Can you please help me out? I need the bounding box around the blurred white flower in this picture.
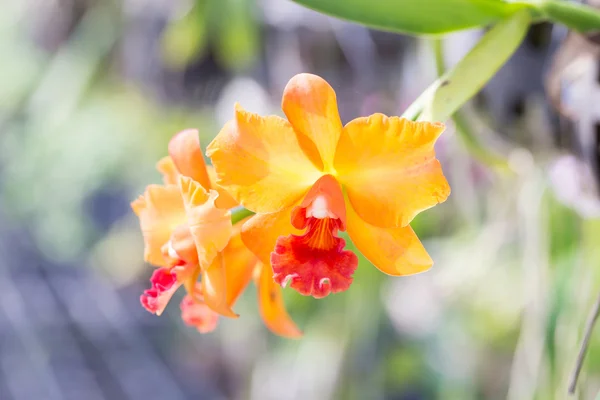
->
[216,77,273,127]
[384,275,442,338]
[548,154,600,218]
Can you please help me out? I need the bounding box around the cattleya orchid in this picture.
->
[132,129,301,337]
[207,73,450,298]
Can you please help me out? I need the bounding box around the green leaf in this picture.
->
[160,3,208,68]
[291,0,529,35]
[209,0,260,71]
[409,9,531,122]
[535,0,600,33]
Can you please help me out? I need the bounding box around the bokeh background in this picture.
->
[2,0,600,399]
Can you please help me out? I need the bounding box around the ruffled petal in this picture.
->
[131,185,186,267]
[156,156,179,185]
[282,73,342,172]
[346,201,433,276]
[241,207,301,265]
[168,129,212,189]
[201,253,238,318]
[206,165,238,209]
[256,262,302,338]
[179,176,232,268]
[334,114,450,228]
[140,267,182,316]
[206,104,322,213]
[271,229,357,298]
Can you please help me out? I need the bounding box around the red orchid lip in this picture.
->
[271,175,357,299]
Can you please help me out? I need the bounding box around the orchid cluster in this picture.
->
[132,73,450,337]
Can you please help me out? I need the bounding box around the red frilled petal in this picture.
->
[180,285,220,334]
[271,232,358,299]
[140,267,181,315]
[271,175,358,298]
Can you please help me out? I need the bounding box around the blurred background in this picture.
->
[2,0,600,399]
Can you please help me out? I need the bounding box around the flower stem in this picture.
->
[230,206,254,225]
[428,38,510,171]
[568,289,600,394]
[402,10,530,122]
[539,0,600,33]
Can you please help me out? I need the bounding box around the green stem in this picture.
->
[428,38,510,171]
[401,82,438,121]
[568,290,600,394]
[231,206,254,225]
[431,38,445,77]
[402,9,531,123]
[539,0,600,33]
[452,112,510,170]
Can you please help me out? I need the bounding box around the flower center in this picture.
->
[301,217,341,250]
[271,175,358,298]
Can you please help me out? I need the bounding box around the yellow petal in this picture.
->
[179,176,233,268]
[282,73,342,172]
[256,262,302,338]
[206,104,322,213]
[206,165,239,210]
[131,184,186,266]
[201,253,238,318]
[335,114,450,228]
[223,222,257,306]
[156,156,179,185]
[241,207,301,265]
[346,201,433,276]
[169,129,212,189]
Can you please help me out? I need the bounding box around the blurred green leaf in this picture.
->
[292,0,529,35]
[409,9,531,122]
[208,0,260,71]
[216,10,260,71]
[161,3,208,68]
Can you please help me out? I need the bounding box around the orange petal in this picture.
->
[201,253,238,318]
[179,176,232,268]
[131,184,186,267]
[334,114,450,228]
[256,262,302,338]
[241,207,301,265]
[223,226,257,306]
[156,156,179,185]
[168,129,212,189]
[169,223,199,265]
[206,104,322,213]
[282,73,342,172]
[346,201,433,276]
[206,165,238,209]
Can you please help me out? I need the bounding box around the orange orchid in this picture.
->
[207,73,451,299]
[132,129,301,337]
